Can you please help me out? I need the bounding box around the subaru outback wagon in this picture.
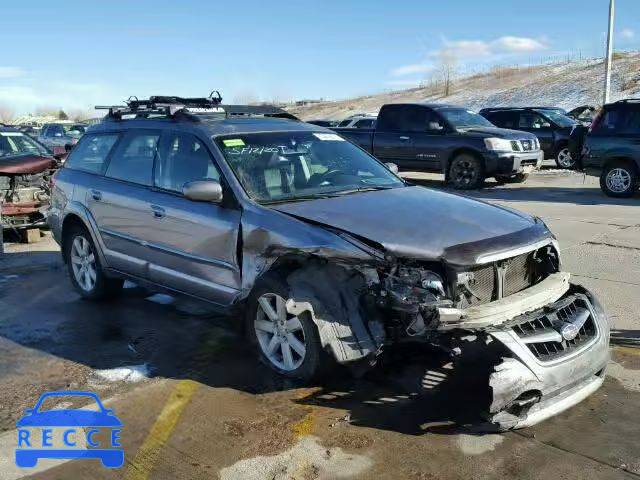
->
[48,96,609,430]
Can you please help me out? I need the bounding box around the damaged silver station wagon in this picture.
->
[48,96,609,430]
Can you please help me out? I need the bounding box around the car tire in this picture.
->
[600,161,638,198]
[448,154,485,190]
[64,225,123,300]
[554,146,575,169]
[245,274,324,381]
[495,173,529,184]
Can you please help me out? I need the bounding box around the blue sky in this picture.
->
[0,0,639,114]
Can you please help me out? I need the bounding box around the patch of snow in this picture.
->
[91,364,152,383]
[456,433,504,455]
[219,436,372,480]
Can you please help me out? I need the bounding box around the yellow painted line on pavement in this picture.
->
[125,379,200,480]
[613,345,640,356]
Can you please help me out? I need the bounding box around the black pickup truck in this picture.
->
[332,103,543,189]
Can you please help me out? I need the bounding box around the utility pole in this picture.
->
[603,0,615,104]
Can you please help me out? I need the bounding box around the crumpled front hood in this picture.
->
[0,155,53,174]
[272,186,552,266]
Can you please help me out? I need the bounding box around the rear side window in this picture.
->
[353,119,374,128]
[105,131,160,186]
[337,119,352,127]
[592,108,640,135]
[486,111,518,129]
[64,134,119,174]
[154,132,220,193]
[377,105,428,132]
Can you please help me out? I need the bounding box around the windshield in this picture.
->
[0,132,50,158]
[535,109,576,128]
[216,131,404,204]
[439,108,495,128]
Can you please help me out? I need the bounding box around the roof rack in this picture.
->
[96,91,298,121]
[615,98,640,103]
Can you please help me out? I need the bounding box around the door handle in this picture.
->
[150,205,166,219]
[399,136,410,141]
[90,189,102,201]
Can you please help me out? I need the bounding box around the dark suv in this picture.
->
[480,107,577,168]
[581,99,640,197]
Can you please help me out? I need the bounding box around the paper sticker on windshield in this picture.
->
[0,132,23,137]
[313,133,344,141]
[223,138,245,147]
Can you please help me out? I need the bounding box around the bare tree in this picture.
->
[437,50,458,97]
[0,105,16,124]
[34,106,59,117]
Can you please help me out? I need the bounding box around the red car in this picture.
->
[0,127,66,229]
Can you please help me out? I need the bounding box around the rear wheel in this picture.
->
[64,225,123,300]
[600,161,638,198]
[495,173,529,184]
[448,154,485,189]
[246,275,324,381]
[555,146,575,169]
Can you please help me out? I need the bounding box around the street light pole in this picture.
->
[603,0,615,104]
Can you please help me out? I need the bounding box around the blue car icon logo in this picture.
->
[15,391,123,468]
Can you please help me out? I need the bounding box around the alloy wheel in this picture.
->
[557,148,574,168]
[70,235,97,292]
[254,293,307,371]
[605,168,632,194]
[451,159,478,187]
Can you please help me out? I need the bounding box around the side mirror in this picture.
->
[385,162,399,174]
[183,180,223,203]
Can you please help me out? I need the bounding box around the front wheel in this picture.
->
[600,161,638,198]
[448,154,485,189]
[246,276,323,381]
[495,173,529,184]
[555,147,575,169]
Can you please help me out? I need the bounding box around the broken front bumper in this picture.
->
[486,287,609,430]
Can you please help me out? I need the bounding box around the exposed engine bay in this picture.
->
[0,165,53,229]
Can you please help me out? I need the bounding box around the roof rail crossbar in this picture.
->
[615,98,640,103]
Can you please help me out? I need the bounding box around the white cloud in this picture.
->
[620,28,635,40]
[491,36,548,53]
[0,66,24,78]
[391,63,435,77]
[390,35,549,78]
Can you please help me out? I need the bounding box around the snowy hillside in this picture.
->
[291,52,640,120]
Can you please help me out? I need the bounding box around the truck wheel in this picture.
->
[64,225,123,300]
[600,161,638,198]
[246,275,324,381]
[555,146,575,169]
[495,173,529,184]
[449,154,485,189]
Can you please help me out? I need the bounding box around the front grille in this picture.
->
[512,296,597,362]
[521,159,538,166]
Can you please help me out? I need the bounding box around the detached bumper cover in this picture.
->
[486,288,609,430]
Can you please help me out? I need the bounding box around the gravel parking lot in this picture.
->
[0,169,638,480]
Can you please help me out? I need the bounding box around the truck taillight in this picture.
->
[589,110,605,133]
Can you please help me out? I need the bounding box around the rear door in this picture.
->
[372,105,430,169]
[86,129,162,279]
[143,130,242,305]
[586,106,640,166]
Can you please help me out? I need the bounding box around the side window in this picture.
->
[353,119,374,128]
[378,105,427,132]
[105,131,159,186]
[519,112,549,129]
[425,111,445,132]
[620,110,640,135]
[488,112,516,128]
[154,132,220,193]
[337,119,352,127]
[49,125,65,137]
[64,134,119,174]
